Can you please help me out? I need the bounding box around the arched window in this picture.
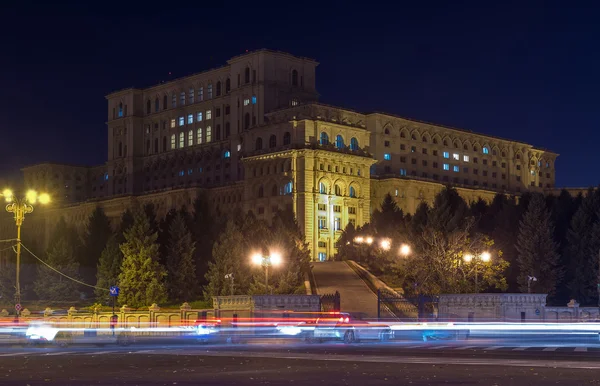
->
[349,186,356,198]
[350,137,359,151]
[335,185,342,196]
[284,181,293,195]
[225,122,230,138]
[320,132,329,146]
[245,67,250,83]
[216,81,221,96]
[335,135,344,149]
[197,128,203,144]
[163,136,167,151]
[224,150,231,159]
[255,137,263,150]
[225,78,230,93]
[271,185,278,196]
[179,132,184,148]
[291,69,298,86]
[154,138,159,153]
[244,113,250,129]
[188,130,193,146]
[216,124,221,141]
[258,186,264,198]
[483,146,489,154]
[384,128,390,135]
[189,88,195,103]
[146,100,151,114]
[319,182,327,194]
[422,136,427,142]
[170,134,176,149]
[163,95,167,110]
[269,134,276,148]
[118,103,123,117]
[118,142,122,157]
[283,132,291,146]
[154,98,159,112]
[206,126,212,142]
[146,140,150,154]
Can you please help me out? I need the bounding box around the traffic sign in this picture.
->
[109,286,120,297]
[15,304,21,312]
[535,308,540,315]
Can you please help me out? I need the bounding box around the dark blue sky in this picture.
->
[1,1,598,187]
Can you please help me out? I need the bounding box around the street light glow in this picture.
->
[399,244,411,256]
[38,193,51,205]
[26,190,38,204]
[270,251,282,265]
[354,236,364,244]
[2,189,13,202]
[463,253,473,263]
[365,236,374,245]
[251,253,263,265]
[380,239,391,251]
[481,251,491,262]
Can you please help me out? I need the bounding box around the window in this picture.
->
[163,136,167,151]
[216,81,221,96]
[284,181,293,195]
[179,116,184,126]
[206,126,212,142]
[318,252,327,262]
[400,168,407,176]
[252,95,257,104]
[206,110,212,120]
[187,130,193,146]
[244,98,250,106]
[154,98,159,112]
[170,119,176,128]
[163,95,167,110]
[319,182,327,194]
[104,172,109,181]
[318,216,327,229]
[291,69,298,86]
[207,84,213,99]
[443,151,449,158]
[180,92,185,106]
[154,138,159,153]
[146,100,151,114]
[334,218,341,231]
[350,137,359,151]
[453,165,459,172]
[244,113,251,129]
[171,93,177,107]
[197,128,203,144]
[384,153,391,160]
[187,114,193,124]
[283,132,291,145]
[411,146,416,152]
[291,98,299,106]
[463,155,469,162]
[320,132,329,145]
[335,135,344,149]
[198,87,204,101]
[269,135,276,148]
[225,78,230,93]
[255,137,263,150]
[245,67,250,83]
[349,186,356,198]
[224,150,231,158]
[483,146,489,154]
[171,134,176,149]
[179,132,184,148]
[118,103,123,117]
[335,185,342,196]
[443,163,450,171]
[453,153,459,160]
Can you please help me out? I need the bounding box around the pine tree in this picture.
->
[204,221,251,298]
[515,193,561,295]
[95,236,123,303]
[428,186,468,233]
[190,194,220,287]
[82,207,112,294]
[372,194,405,237]
[118,209,167,308]
[166,213,197,302]
[34,236,81,301]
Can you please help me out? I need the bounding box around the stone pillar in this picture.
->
[180,302,191,326]
[149,303,160,328]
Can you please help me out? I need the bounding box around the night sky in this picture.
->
[1,2,598,188]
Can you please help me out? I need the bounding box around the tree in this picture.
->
[34,235,82,302]
[95,236,123,303]
[428,186,468,233]
[166,213,197,302]
[118,209,167,308]
[204,220,251,298]
[371,194,405,237]
[516,193,561,296]
[82,207,112,294]
[190,194,221,287]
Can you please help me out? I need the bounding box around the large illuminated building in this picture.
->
[1,50,558,262]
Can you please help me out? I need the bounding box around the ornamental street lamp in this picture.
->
[251,251,282,294]
[399,243,411,257]
[463,251,491,293]
[1,189,51,319]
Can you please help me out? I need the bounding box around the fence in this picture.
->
[320,291,340,312]
[377,290,438,321]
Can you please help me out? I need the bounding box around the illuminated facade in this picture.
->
[6,49,558,262]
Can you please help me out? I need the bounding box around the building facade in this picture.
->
[4,49,558,262]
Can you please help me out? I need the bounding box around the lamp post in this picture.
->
[527,275,538,294]
[251,251,282,294]
[225,273,234,296]
[463,251,491,293]
[1,189,50,319]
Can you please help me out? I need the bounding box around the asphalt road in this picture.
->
[2,341,600,385]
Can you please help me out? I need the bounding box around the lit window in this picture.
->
[171,134,176,149]
[188,130,193,146]
[207,84,213,99]
[252,96,257,104]
[335,135,344,149]
[244,98,250,106]
[318,216,327,229]
[453,153,459,160]
[334,217,341,231]
[443,163,450,171]
[237,144,241,151]
[197,128,203,144]
[198,87,204,101]
[179,132,184,148]
[179,170,185,177]
[104,172,109,181]
[463,155,469,162]
[291,98,299,106]
[188,168,193,175]
[453,165,459,172]
[187,114,193,124]
[318,252,327,262]
[349,186,356,198]
[443,151,449,158]
[483,146,489,154]
[178,117,184,126]
[189,88,194,104]
[197,112,203,121]
[350,137,359,151]
[284,181,293,195]
[206,126,212,142]
[206,110,212,120]
[400,168,407,176]
[224,150,231,158]
[170,119,176,128]
[319,182,327,194]
[531,170,535,176]
[118,103,123,117]
[384,153,391,160]
[320,132,329,145]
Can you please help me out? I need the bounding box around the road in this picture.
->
[2,340,600,385]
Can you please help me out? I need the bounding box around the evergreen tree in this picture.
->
[550,190,579,304]
[82,206,112,294]
[428,186,468,233]
[371,194,405,237]
[34,235,82,301]
[95,236,123,303]
[190,194,220,288]
[490,195,520,292]
[410,202,429,235]
[117,209,135,243]
[166,213,197,302]
[204,220,251,297]
[118,209,167,308]
[515,193,561,295]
